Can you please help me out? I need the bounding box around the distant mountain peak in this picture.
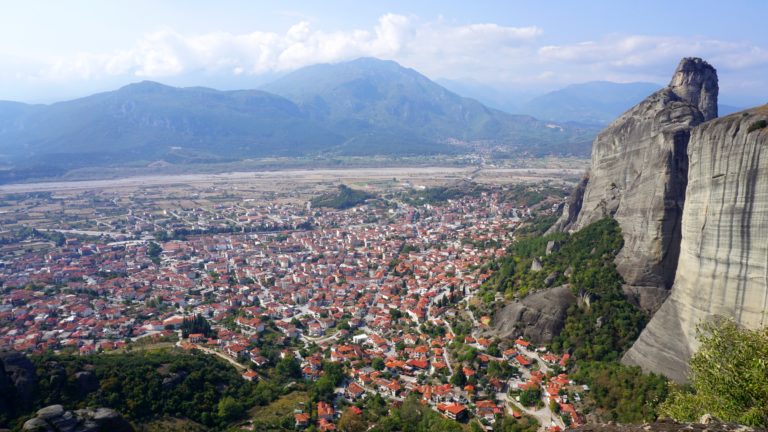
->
[119,80,174,93]
[521,81,663,125]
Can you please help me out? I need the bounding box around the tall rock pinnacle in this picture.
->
[554,57,718,314]
[668,57,719,121]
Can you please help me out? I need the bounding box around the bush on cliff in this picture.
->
[658,319,768,427]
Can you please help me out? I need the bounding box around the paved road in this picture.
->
[506,395,565,432]
[186,343,248,371]
[39,228,126,238]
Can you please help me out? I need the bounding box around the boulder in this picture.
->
[22,405,133,432]
[491,285,577,344]
[0,350,38,419]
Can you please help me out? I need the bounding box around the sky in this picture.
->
[1,0,767,106]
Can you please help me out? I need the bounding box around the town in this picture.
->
[0,168,590,431]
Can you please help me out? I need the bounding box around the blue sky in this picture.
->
[2,0,766,106]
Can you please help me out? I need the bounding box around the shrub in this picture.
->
[747,119,767,133]
[658,320,768,426]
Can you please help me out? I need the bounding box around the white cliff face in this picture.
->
[624,108,768,382]
[570,58,717,297]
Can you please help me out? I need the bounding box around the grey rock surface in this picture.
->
[22,405,133,432]
[624,107,768,381]
[36,405,65,420]
[621,284,669,314]
[668,57,719,121]
[573,418,756,432]
[572,58,718,292]
[491,285,577,344]
[546,175,588,234]
[530,257,543,272]
[0,350,38,416]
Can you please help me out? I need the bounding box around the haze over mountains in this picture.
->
[1,57,740,184]
[442,80,744,125]
[0,58,602,180]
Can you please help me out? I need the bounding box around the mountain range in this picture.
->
[0,58,601,180]
[442,80,744,125]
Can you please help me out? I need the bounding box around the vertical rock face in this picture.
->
[668,57,719,121]
[624,107,768,382]
[569,58,717,301]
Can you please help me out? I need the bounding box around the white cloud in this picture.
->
[19,15,768,105]
[38,14,542,82]
[539,35,768,73]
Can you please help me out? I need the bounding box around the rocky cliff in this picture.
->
[573,417,757,432]
[624,106,768,381]
[491,285,577,344]
[22,405,134,432]
[0,350,38,420]
[567,58,717,307]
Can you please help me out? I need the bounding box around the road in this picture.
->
[38,227,127,238]
[184,342,248,371]
[506,396,564,432]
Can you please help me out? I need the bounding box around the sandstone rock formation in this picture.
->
[22,405,134,432]
[546,175,588,234]
[624,106,768,382]
[565,58,718,309]
[0,350,38,418]
[491,285,577,344]
[573,418,757,432]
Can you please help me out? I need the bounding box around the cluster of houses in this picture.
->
[0,185,590,429]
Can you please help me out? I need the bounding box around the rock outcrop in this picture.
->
[624,106,768,381]
[546,175,588,234]
[570,58,717,295]
[573,418,757,432]
[491,285,577,344]
[22,405,134,432]
[0,350,38,416]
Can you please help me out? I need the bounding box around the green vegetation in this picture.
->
[450,367,467,387]
[0,227,67,246]
[401,182,570,208]
[659,320,768,427]
[248,391,310,431]
[519,388,542,407]
[311,184,375,209]
[513,212,559,238]
[480,218,646,361]
[401,185,475,205]
[494,415,539,432]
[371,395,463,432]
[747,119,767,133]
[571,361,668,423]
[181,314,215,339]
[27,349,283,430]
[482,218,622,300]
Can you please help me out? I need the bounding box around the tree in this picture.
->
[371,357,385,371]
[181,314,214,338]
[659,320,768,426]
[338,409,367,432]
[217,396,244,421]
[519,388,541,407]
[312,376,336,402]
[275,356,302,381]
[451,368,466,387]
